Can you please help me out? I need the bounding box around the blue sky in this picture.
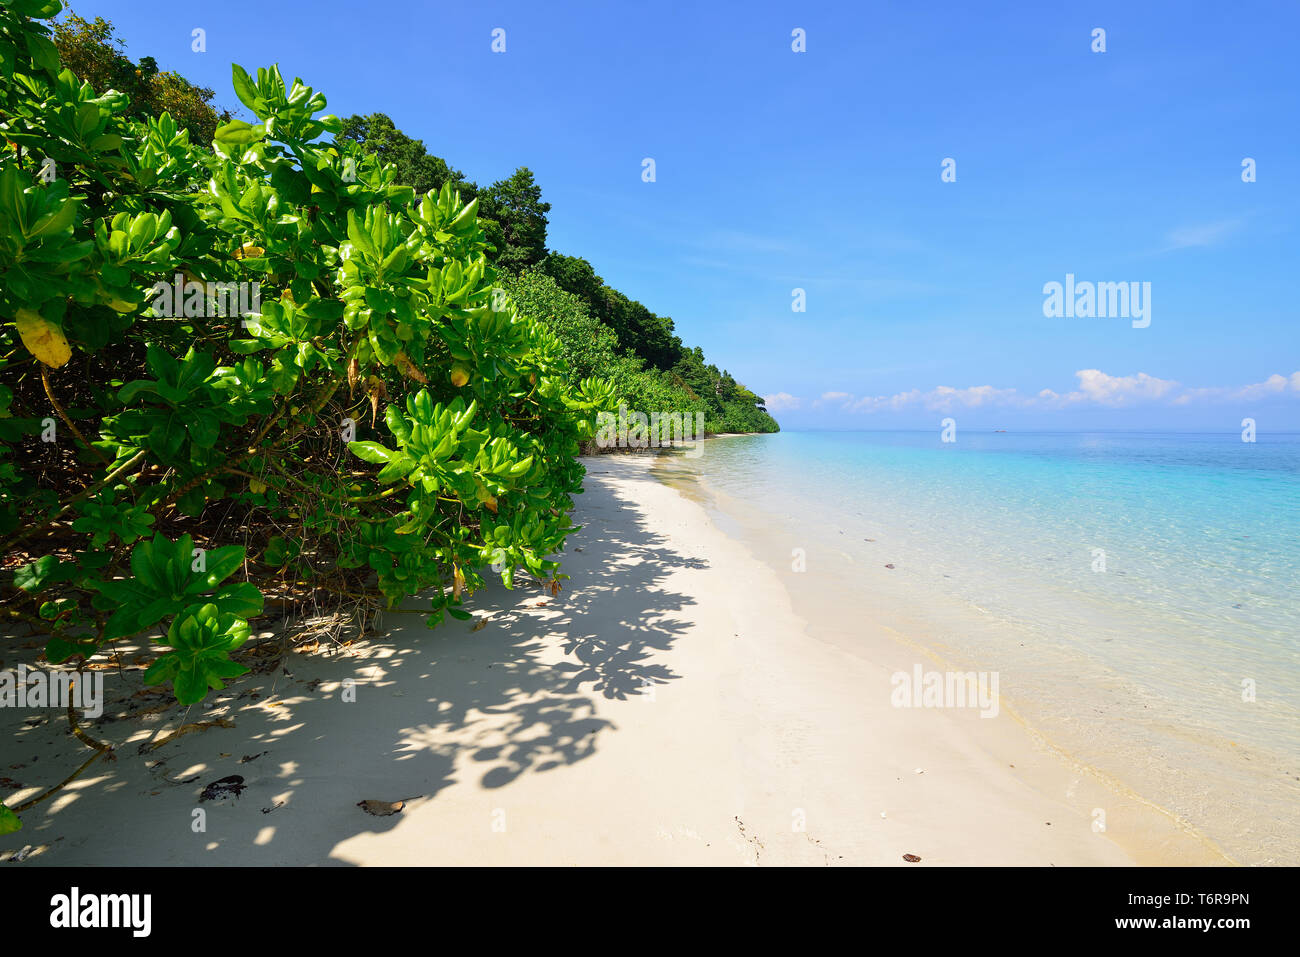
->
[77,0,1298,430]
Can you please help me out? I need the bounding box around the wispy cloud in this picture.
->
[697,229,799,255]
[769,275,935,296]
[1163,218,1242,251]
[1173,372,1300,405]
[813,391,854,408]
[775,369,1300,415]
[849,383,1020,413]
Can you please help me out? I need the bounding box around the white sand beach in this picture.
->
[0,456,1230,866]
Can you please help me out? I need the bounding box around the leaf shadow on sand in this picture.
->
[0,462,707,865]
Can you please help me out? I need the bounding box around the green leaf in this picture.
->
[231,64,261,113]
[25,32,59,77]
[0,804,21,835]
[376,455,413,484]
[346,209,377,261]
[146,604,253,704]
[208,582,264,619]
[94,536,261,639]
[193,545,245,591]
[349,440,394,464]
[44,635,85,664]
[14,555,73,593]
[174,668,208,705]
[215,120,266,147]
[143,654,179,685]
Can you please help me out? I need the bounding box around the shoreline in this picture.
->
[2,455,1228,865]
[649,450,1238,866]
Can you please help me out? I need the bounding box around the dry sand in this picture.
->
[0,455,1229,865]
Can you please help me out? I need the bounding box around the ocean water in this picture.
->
[658,431,1300,864]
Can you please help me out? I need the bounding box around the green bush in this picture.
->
[499,270,631,385]
[333,116,780,437]
[0,0,616,737]
[500,271,716,442]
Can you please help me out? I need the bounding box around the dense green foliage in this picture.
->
[50,8,227,143]
[338,115,778,435]
[499,270,706,428]
[0,0,617,819]
[0,0,778,833]
[498,270,629,386]
[338,116,551,274]
[496,270,776,434]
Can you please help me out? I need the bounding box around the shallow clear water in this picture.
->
[666,430,1300,864]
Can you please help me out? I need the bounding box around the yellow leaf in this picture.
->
[249,478,267,494]
[14,308,71,367]
[394,351,427,384]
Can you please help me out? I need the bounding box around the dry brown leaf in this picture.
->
[394,351,428,384]
[357,799,405,817]
[366,375,387,427]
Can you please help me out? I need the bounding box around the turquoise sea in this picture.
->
[665,431,1300,864]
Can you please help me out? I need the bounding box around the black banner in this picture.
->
[0,865,1275,943]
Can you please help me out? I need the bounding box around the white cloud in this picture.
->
[800,370,1299,415]
[849,386,1020,413]
[1173,372,1300,405]
[1062,369,1180,406]
[813,391,854,408]
[925,384,1021,411]
[762,392,801,411]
